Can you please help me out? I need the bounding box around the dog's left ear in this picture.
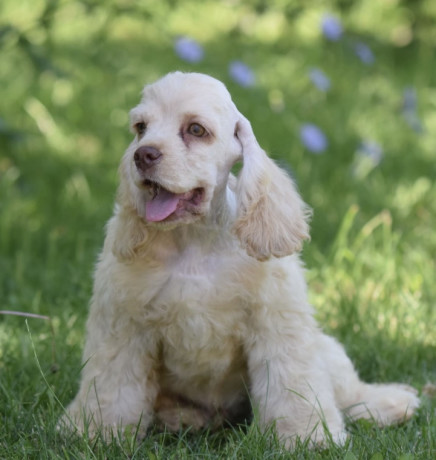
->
[233,114,311,261]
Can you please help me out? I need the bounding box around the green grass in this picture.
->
[1,1,436,458]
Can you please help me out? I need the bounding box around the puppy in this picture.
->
[62,72,419,448]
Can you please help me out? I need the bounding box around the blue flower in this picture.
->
[174,37,204,63]
[309,68,331,92]
[403,112,423,133]
[402,87,417,112]
[402,87,423,133]
[358,140,383,165]
[228,61,255,87]
[321,15,343,41]
[300,124,328,153]
[353,42,375,65]
[353,140,384,178]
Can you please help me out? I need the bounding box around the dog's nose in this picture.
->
[134,146,163,171]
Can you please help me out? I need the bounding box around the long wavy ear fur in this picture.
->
[108,165,150,262]
[233,115,311,261]
[109,208,149,262]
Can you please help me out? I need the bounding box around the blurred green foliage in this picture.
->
[1,0,435,247]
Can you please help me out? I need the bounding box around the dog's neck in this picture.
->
[165,183,238,249]
[205,182,237,226]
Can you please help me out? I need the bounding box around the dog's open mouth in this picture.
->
[143,179,205,222]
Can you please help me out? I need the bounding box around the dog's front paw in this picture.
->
[276,417,348,450]
[57,407,86,437]
[57,405,148,443]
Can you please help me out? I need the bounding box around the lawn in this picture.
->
[1,1,435,458]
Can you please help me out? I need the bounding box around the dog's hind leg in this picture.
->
[319,334,420,426]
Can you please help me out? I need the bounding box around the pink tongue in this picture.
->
[145,188,181,222]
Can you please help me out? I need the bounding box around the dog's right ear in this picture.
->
[108,208,149,262]
[233,114,311,261]
[108,164,150,262]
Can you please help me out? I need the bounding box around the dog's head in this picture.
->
[115,72,310,261]
[119,72,241,227]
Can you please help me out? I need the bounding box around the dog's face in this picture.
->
[115,71,309,261]
[120,72,242,226]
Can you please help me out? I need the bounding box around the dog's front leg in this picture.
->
[245,323,347,449]
[61,317,159,440]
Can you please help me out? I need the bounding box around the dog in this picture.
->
[62,72,419,448]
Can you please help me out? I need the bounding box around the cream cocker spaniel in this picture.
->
[63,72,419,448]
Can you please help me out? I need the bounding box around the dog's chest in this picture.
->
[156,291,248,405]
[148,247,250,389]
[153,247,248,337]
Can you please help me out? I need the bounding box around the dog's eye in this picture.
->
[188,123,206,137]
[134,122,147,137]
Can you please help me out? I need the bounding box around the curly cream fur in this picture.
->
[234,115,311,260]
[61,72,419,448]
